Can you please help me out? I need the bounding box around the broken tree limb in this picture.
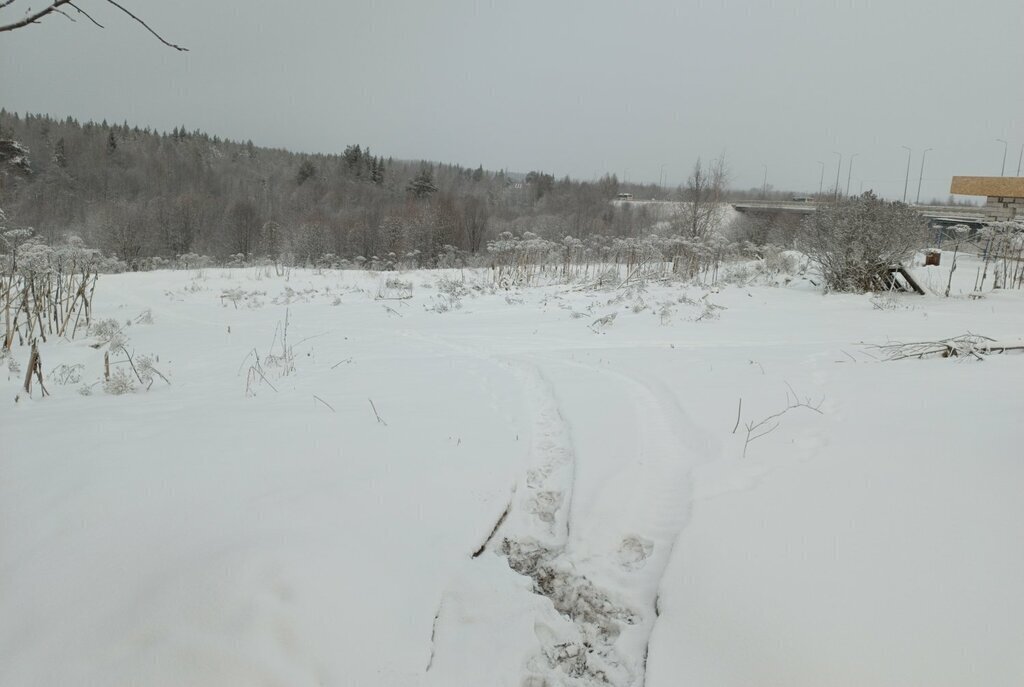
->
[865,333,1024,361]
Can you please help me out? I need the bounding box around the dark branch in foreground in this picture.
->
[0,0,187,51]
[102,0,186,51]
[68,2,104,28]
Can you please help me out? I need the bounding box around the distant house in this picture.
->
[791,195,812,202]
[949,176,1023,222]
[616,192,634,200]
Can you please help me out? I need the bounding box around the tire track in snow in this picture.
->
[513,354,705,686]
[483,359,640,686]
[395,329,704,685]
[466,353,707,686]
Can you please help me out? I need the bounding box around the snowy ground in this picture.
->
[2,256,1023,686]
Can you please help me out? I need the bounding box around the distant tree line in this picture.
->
[0,111,682,268]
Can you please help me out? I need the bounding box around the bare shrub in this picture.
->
[377,277,413,300]
[430,276,468,313]
[89,318,127,350]
[103,368,136,395]
[2,232,102,348]
[51,363,84,385]
[798,192,926,292]
[1,346,20,375]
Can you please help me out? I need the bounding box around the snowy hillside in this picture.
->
[2,262,1023,686]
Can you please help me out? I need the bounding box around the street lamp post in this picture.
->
[817,161,825,197]
[846,153,859,197]
[915,147,933,205]
[833,151,842,202]
[997,139,1008,176]
[902,146,913,203]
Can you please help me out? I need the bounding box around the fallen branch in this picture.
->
[865,333,1024,361]
[743,384,823,458]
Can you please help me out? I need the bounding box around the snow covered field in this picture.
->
[2,259,1023,686]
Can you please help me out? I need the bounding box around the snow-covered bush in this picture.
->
[797,192,926,292]
[89,318,127,350]
[378,277,413,300]
[135,355,162,388]
[437,276,468,299]
[103,368,136,395]
[974,220,1024,291]
[2,230,104,346]
[1,346,20,375]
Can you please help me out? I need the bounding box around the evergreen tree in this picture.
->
[407,165,438,199]
[371,157,385,185]
[106,131,117,154]
[53,137,67,167]
[296,159,316,185]
[343,144,363,174]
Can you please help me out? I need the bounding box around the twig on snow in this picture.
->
[313,394,335,412]
[743,384,823,458]
[369,398,387,425]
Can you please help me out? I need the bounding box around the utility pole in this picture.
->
[833,151,842,202]
[817,161,825,197]
[915,147,933,204]
[997,139,1007,176]
[902,146,912,203]
[1018,144,1023,176]
[846,153,859,197]
[761,165,768,198]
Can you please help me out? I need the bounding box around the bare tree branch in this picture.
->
[68,2,103,28]
[101,0,187,51]
[0,0,75,32]
[0,0,187,52]
[54,7,75,22]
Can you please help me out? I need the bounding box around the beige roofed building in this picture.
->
[950,176,1024,221]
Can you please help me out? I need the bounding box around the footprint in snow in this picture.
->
[616,535,654,571]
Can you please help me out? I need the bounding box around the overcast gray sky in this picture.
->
[2,0,1022,200]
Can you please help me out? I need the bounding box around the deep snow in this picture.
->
[2,257,1022,686]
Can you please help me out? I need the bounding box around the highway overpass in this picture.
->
[732,201,990,229]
